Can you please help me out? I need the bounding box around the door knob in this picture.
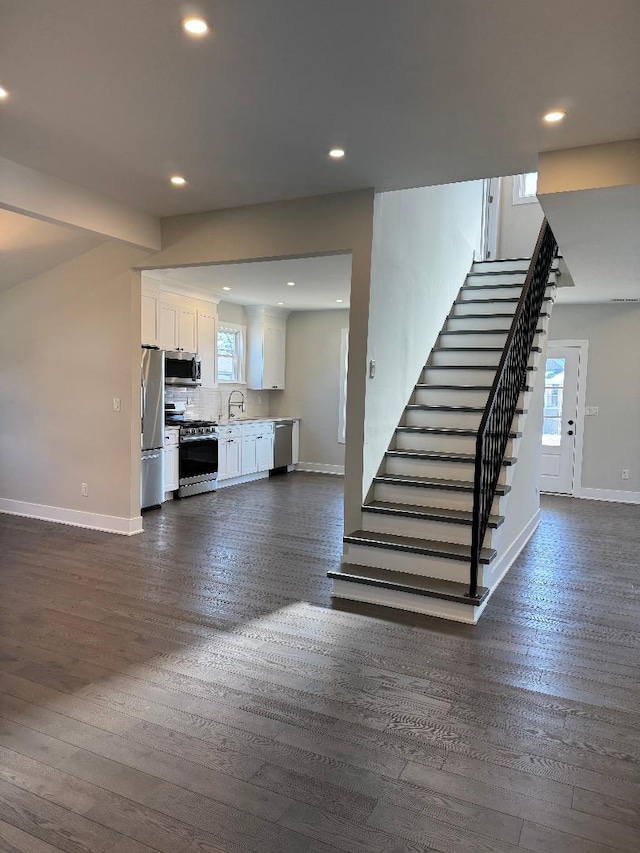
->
[568,419,575,425]
[567,430,574,436]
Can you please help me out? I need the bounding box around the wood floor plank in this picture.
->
[0,478,638,853]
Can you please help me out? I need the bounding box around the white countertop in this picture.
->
[165,417,299,429]
[217,416,299,425]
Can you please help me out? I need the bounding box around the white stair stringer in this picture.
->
[330,257,557,624]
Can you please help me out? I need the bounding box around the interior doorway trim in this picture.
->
[545,339,589,497]
[480,177,501,260]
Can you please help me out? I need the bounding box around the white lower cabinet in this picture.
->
[163,428,180,494]
[241,435,258,475]
[256,433,275,472]
[217,421,275,484]
[218,436,241,481]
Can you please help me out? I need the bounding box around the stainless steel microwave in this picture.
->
[165,351,202,386]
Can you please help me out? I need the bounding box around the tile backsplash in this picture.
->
[165,384,271,422]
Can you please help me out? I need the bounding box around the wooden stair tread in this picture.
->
[396,425,522,437]
[329,565,489,606]
[386,449,516,466]
[363,501,504,528]
[414,384,533,392]
[344,530,497,564]
[440,328,544,335]
[459,295,553,305]
[431,346,542,353]
[406,404,527,415]
[447,312,550,320]
[424,364,537,371]
[374,473,510,495]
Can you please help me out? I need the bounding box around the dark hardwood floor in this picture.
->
[1,473,639,853]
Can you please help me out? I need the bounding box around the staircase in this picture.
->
[330,224,559,623]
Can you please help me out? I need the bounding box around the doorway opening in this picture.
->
[540,340,588,495]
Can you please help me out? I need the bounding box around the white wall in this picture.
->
[363,181,484,500]
[548,303,640,495]
[497,176,544,259]
[0,241,149,530]
[271,310,349,470]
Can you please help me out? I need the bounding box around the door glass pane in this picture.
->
[542,357,565,446]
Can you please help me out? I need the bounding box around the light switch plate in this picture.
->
[586,406,599,416]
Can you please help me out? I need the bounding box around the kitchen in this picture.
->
[140,255,351,515]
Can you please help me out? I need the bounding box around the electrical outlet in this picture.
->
[113,397,121,412]
[622,469,630,480]
[81,483,89,497]
[369,359,376,379]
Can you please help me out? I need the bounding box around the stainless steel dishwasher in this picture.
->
[272,420,294,471]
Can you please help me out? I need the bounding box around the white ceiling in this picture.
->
[148,254,352,310]
[0,208,102,292]
[1,1,639,217]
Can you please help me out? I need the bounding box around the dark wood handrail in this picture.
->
[469,219,558,598]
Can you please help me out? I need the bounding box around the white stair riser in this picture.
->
[361,511,502,548]
[430,349,538,367]
[414,388,528,408]
[446,315,516,332]
[464,272,557,287]
[384,455,512,486]
[472,259,559,274]
[421,367,497,385]
[331,580,483,624]
[404,409,525,431]
[395,431,520,456]
[438,331,544,349]
[445,313,551,333]
[374,482,506,514]
[452,301,526,317]
[342,544,472,584]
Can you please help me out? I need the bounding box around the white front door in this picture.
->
[540,345,580,494]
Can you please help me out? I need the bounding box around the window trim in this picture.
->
[338,328,348,445]
[216,322,246,385]
[513,172,539,206]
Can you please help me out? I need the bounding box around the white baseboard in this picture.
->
[295,463,345,476]
[0,498,143,535]
[575,487,640,504]
[482,509,541,593]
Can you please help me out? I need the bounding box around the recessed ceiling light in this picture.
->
[0,86,9,100]
[329,148,346,159]
[183,17,209,36]
[286,281,296,287]
[336,299,344,303]
[222,286,231,291]
[277,302,284,306]
[170,175,187,186]
[543,110,566,123]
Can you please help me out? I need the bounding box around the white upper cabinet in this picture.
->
[197,310,217,389]
[246,307,288,390]
[178,306,197,353]
[159,302,179,351]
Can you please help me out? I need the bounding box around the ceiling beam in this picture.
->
[0,156,161,251]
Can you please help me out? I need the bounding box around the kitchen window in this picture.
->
[513,172,538,205]
[217,323,245,383]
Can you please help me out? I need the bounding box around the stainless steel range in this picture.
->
[166,405,219,498]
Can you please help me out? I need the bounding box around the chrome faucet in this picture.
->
[228,390,245,420]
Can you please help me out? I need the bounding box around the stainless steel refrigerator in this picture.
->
[141,346,165,510]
